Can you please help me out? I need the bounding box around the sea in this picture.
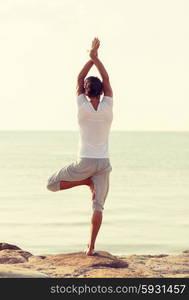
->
[0,131,188,256]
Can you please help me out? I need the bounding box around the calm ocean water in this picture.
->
[0,131,189,256]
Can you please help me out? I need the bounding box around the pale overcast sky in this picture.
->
[0,0,188,131]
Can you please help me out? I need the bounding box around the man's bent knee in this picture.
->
[46,182,60,192]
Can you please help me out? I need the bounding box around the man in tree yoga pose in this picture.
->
[47,38,113,256]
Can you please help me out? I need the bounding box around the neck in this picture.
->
[89,96,100,103]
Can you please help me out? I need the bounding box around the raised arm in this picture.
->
[89,38,113,97]
[76,60,94,96]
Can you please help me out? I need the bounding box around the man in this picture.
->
[47,38,113,255]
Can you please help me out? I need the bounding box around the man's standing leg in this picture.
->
[86,210,103,255]
[86,172,110,255]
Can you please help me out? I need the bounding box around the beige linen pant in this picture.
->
[47,157,112,211]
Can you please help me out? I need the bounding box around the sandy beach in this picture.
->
[0,243,189,278]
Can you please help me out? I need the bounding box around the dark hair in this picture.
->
[85,76,103,98]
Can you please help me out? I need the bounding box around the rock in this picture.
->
[0,249,33,264]
[0,265,47,278]
[145,254,189,277]
[27,251,129,277]
[0,242,189,278]
[0,250,27,264]
[41,251,128,268]
[0,243,21,251]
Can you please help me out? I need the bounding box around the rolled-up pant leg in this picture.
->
[91,171,110,212]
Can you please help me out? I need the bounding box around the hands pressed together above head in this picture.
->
[89,37,100,60]
[77,37,113,97]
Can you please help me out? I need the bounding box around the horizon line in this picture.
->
[0,129,189,133]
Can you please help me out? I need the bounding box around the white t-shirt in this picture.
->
[77,93,113,158]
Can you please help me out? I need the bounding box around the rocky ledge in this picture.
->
[0,243,189,278]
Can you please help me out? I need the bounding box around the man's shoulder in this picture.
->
[77,93,88,107]
[101,95,113,106]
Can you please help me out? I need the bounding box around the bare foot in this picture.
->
[85,245,96,256]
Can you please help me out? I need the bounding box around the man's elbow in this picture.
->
[102,75,110,82]
[77,74,85,81]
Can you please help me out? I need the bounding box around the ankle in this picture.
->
[87,243,94,250]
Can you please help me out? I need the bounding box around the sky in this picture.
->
[0,0,188,131]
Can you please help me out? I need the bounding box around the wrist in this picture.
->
[90,56,99,63]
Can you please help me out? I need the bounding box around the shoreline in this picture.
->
[0,243,189,278]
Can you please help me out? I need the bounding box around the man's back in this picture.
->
[77,93,113,158]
